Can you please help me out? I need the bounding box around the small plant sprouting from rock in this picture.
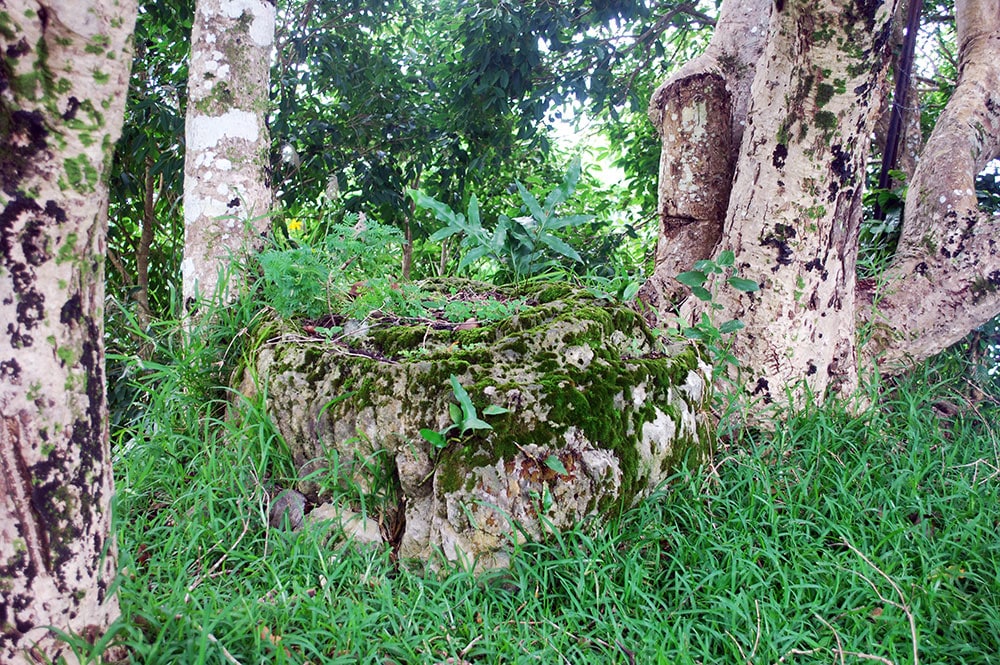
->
[419,375,509,449]
[419,376,569,486]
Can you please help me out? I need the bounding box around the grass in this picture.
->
[101,305,1000,664]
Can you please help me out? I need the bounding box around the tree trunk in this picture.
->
[873,0,925,186]
[648,0,1000,409]
[868,0,1000,368]
[182,0,274,307]
[639,0,771,311]
[0,1,137,662]
[710,0,897,403]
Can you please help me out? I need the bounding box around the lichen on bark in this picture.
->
[0,1,137,662]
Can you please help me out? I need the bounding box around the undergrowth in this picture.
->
[104,298,1000,663]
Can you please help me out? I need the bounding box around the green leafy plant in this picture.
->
[859,170,907,277]
[257,213,406,319]
[674,250,759,375]
[409,158,592,282]
[419,375,509,449]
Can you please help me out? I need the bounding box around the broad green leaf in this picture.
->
[717,250,736,267]
[727,277,760,292]
[419,428,447,448]
[458,245,491,272]
[691,286,713,301]
[682,327,705,340]
[449,374,476,419]
[460,415,493,434]
[545,455,569,476]
[508,221,535,247]
[543,156,582,212]
[409,189,456,225]
[492,218,510,253]
[467,194,481,230]
[482,404,510,415]
[541,484,554,512]
[718,319,745,334]
[693,259,716,273]
[621,281,641,301]
[429,225,462,242]
[676,270,707,288]
[449,403,463,425]
[538,233,582,263]
[516,181,546,222]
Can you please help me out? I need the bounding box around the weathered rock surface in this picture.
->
[250,282,713,568]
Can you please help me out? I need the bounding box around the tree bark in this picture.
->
[639,0,771,312]
[648,0,1000,409]
[182,0,274,307]
[873,0,925,185]
[0,1,137,662]
[869,0,1000,368]
[709,0,897,403]
[647,0,900,408]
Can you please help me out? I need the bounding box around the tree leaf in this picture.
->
[538,233,582,263]
[676,270,707,288]
[544,214,593,230]
[516,181,546,222]
[482,404,509,415]
[457,245,490,272]
[467,193,482,231]
[682,327,705,340]
[409,189,456,225]
[727,277,760,292]
[449,403,463,425]
[543,156,581,212]
[545,455,569,476]
[693,259,716,273]
[429,226,461,242]
[718,319,745,334]
[621,280,640,301]
[691,285,713,301]
[717,250,736,267]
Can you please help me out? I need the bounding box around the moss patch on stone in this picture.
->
[249,279,713,565]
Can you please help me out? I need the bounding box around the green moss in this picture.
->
[815,83,835,108]
[63,155,98,193]
[814,110,837,131]
[0,12,14,40]
[369,325,430,357]
[56,345,78,365]
[252,282,712,523]
[805,205,826,219]
[533,283,575,303]
[56,232,78,264]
